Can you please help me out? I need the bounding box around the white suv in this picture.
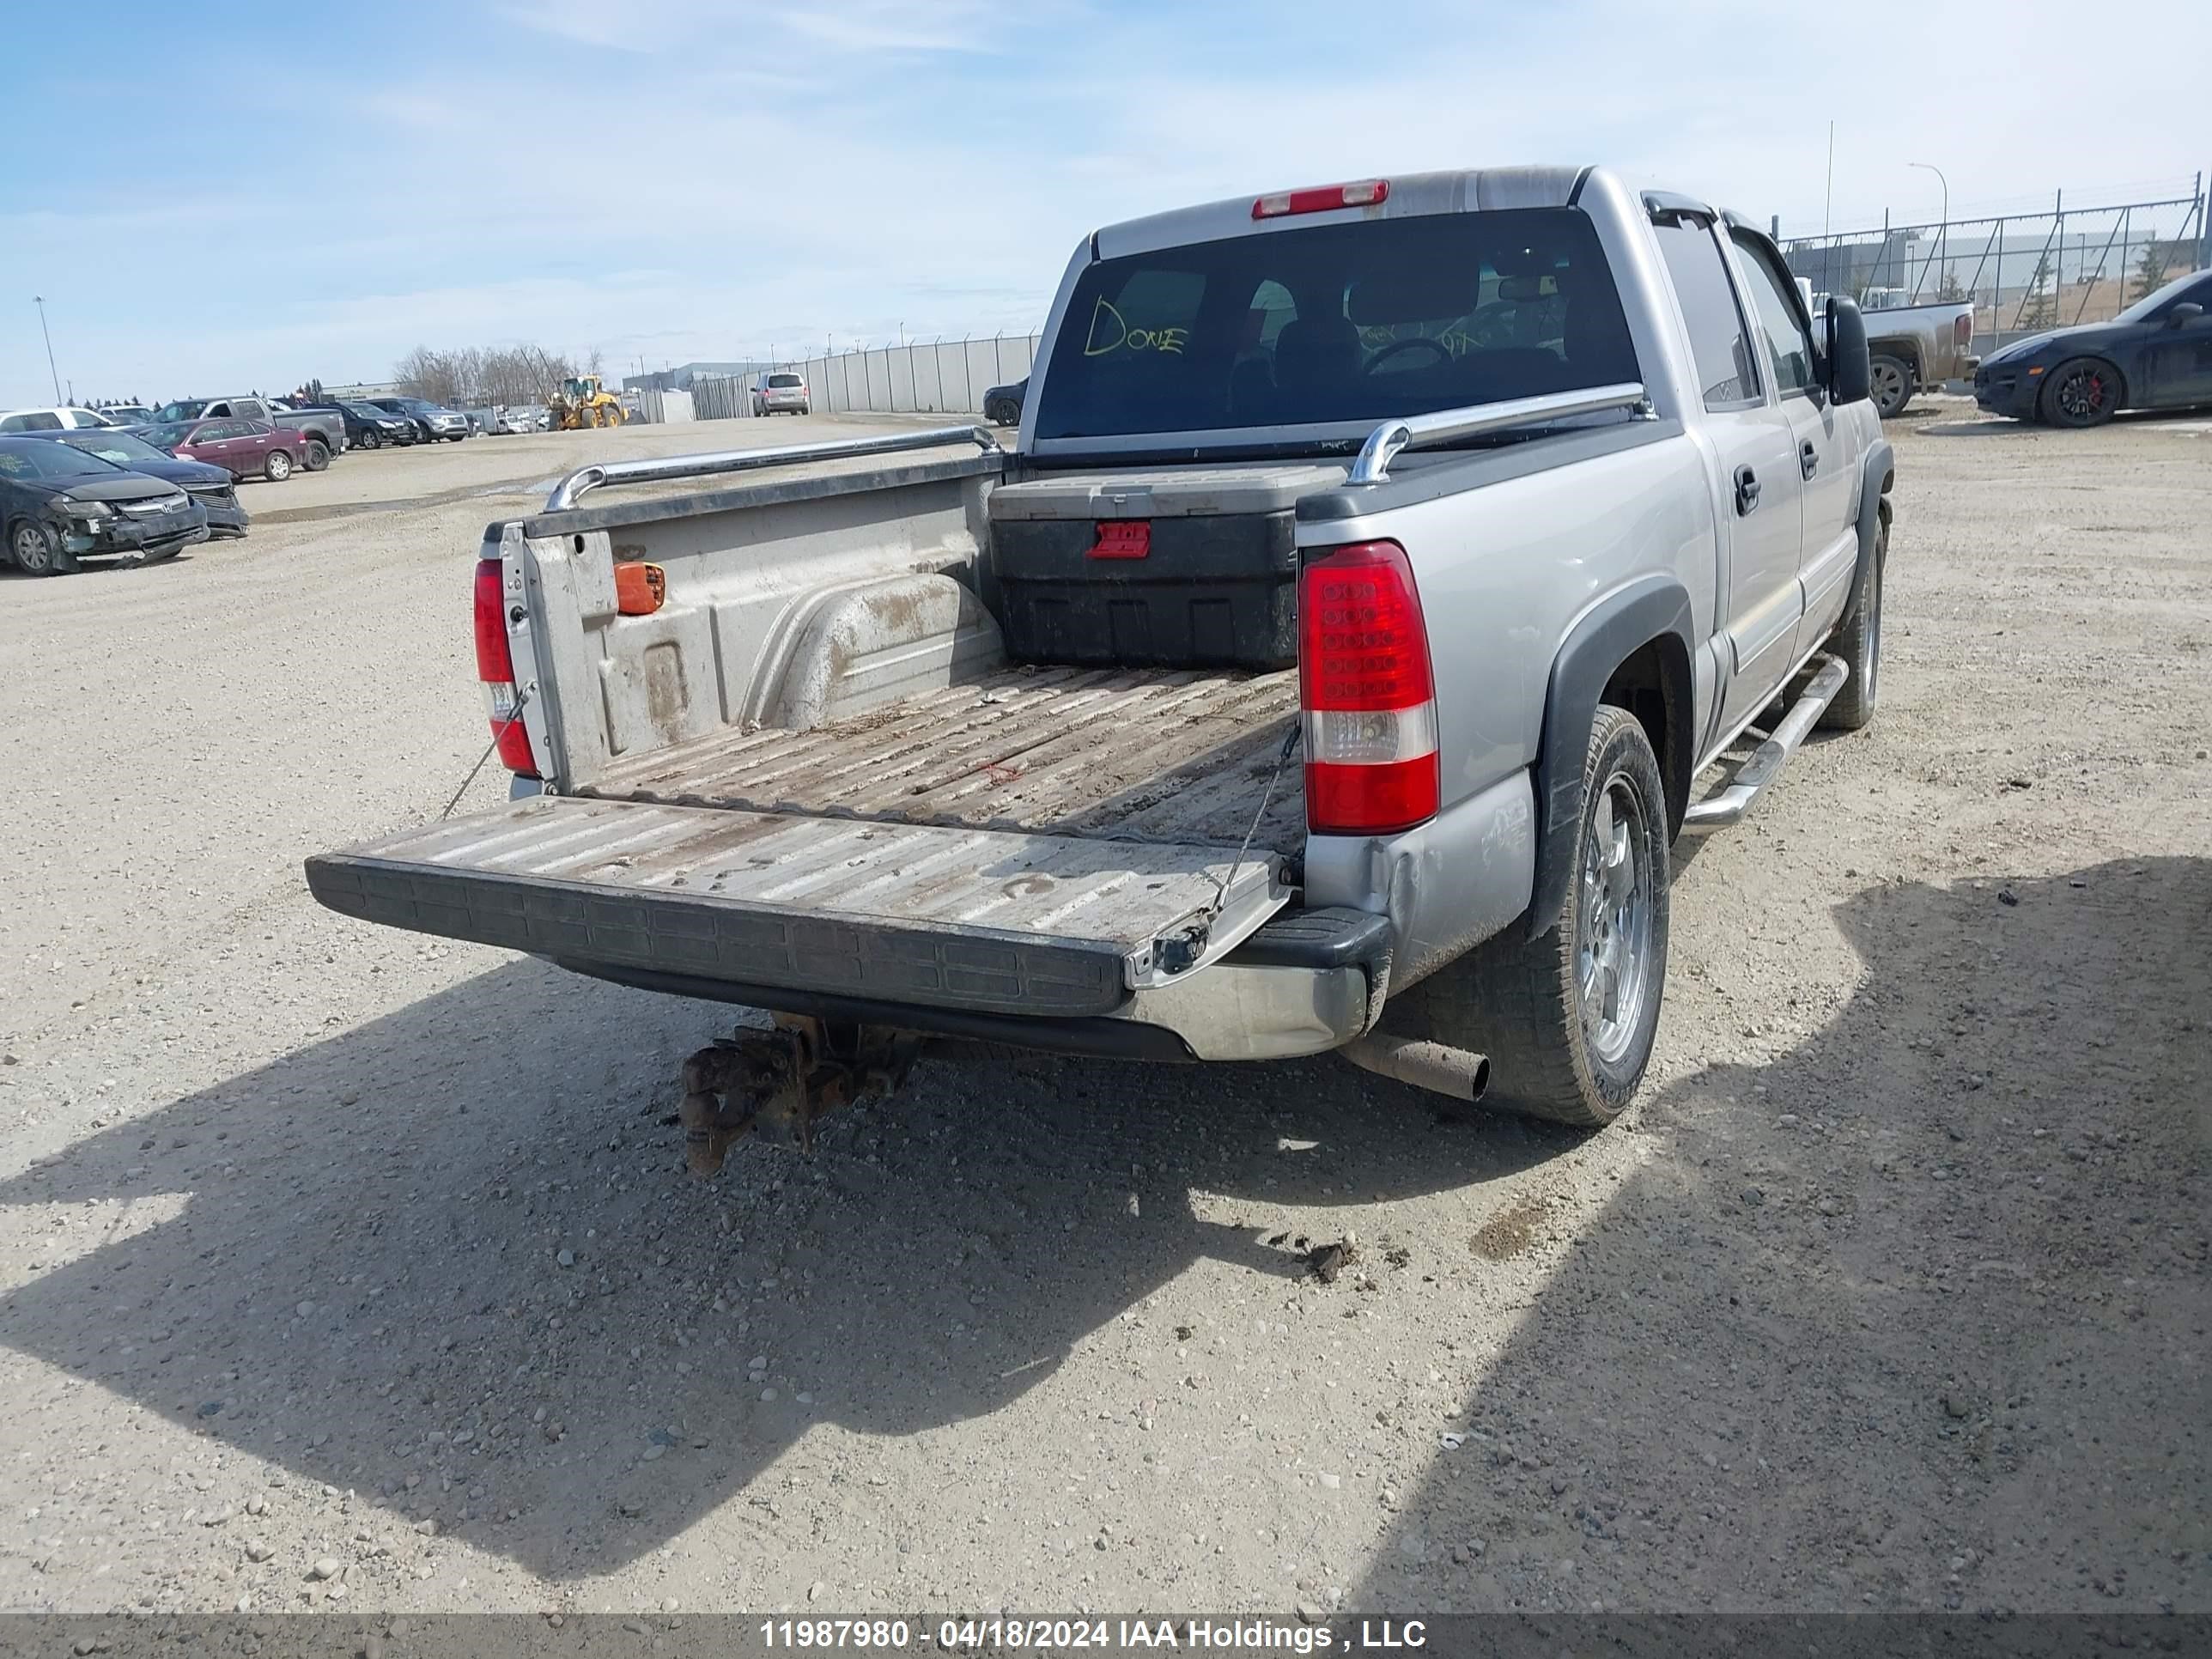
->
[0,406,118,432]
[750,372,810,416]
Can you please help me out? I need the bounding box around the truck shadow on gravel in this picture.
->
[1345,857,2211,1614]
[0,953,1572,1583]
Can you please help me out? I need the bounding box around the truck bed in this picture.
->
[574,664,1307,858]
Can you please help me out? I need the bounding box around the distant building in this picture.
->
[621,360,770,394]
[324,380,404,401]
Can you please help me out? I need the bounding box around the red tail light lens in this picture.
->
[1298,539,1438,835]
[473,558,538,776]
[1954,312,1973,347]
[1253,179,1390,220]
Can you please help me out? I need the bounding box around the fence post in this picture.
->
[2054,190,2066,319]
[961,336,974,412]
[1992,214,2007,343]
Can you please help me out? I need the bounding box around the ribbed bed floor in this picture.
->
[577,665,1307,854]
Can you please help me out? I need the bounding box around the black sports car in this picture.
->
[1974,269,2212,426]
[0,435,210,575]
[21,428,249,538]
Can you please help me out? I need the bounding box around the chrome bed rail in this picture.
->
[544,424,1002,513]
[1346,381,1651,485]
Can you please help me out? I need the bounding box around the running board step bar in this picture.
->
[1682,654,1849,831]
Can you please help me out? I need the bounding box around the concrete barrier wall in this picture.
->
[689,336,1042,422]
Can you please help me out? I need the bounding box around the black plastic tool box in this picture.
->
[985,465,1343,670]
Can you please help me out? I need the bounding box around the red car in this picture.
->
[145,416,307,482]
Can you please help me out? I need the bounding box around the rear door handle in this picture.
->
[1800,440,1820,479]
[1733,465,1761,514]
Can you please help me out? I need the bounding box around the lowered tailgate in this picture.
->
[307,796,1287,1018]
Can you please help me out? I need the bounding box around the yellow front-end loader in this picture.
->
[549,375,629,430]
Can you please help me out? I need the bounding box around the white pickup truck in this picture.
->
[309,165,1892,1163]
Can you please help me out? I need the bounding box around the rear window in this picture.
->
[1031,207,1638,441]
[767,374,803,388]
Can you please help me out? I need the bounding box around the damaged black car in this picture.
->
[0,434,211,575]
[21,427,250,538]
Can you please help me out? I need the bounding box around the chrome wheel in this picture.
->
[1577,773,1656,1066]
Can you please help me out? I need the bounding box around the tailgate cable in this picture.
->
[440,683,535,821]
[1217,720,1302,915]
[1159,721,1297,976]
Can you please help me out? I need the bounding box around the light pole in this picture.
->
[1910,162,1948,296]
[33,296,60,402]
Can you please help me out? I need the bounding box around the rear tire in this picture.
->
[1869,354,1916,419]
[264,449,293,482]
[304,439,330,471]
[2040,356,2122,427]
[1820,502,1887,732]
[1380,705,1669,1128]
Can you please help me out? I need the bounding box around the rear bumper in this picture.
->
[558,930,1379,1064]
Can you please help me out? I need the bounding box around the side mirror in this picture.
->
[1825,296,1873,405]
[2169,302,2205,328]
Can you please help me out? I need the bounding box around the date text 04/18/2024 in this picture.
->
[759,1618,1431,1651]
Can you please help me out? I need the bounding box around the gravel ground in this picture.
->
[0,405,2204,1620]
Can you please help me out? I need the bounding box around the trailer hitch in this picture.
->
[677,1016,921,1173]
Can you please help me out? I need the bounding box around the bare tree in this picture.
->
[395,343,578,407]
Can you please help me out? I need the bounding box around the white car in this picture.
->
[0,405,118,432]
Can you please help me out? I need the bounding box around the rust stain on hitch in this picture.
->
[678,1017,921,1174]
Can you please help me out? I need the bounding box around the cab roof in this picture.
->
[1092,165,1597,260]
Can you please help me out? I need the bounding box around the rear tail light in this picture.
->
[1297,539,1438,835]
[1954,313,1973,348]
[1252,178,1389,220]
[473,558,539,775]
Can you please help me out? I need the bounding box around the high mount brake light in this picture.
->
[473,557,539,776]
[1251,179,1389,220]
[1297,539,1438,836]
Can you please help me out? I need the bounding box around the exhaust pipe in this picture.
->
[1340,1033,1491,1100]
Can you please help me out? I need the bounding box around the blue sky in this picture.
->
[3,0,2205,407]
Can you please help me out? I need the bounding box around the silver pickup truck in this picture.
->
[308,165,1892,1158]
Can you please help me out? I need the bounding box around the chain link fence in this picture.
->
[1780,179,2207,356]
[690,333,1042,422]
